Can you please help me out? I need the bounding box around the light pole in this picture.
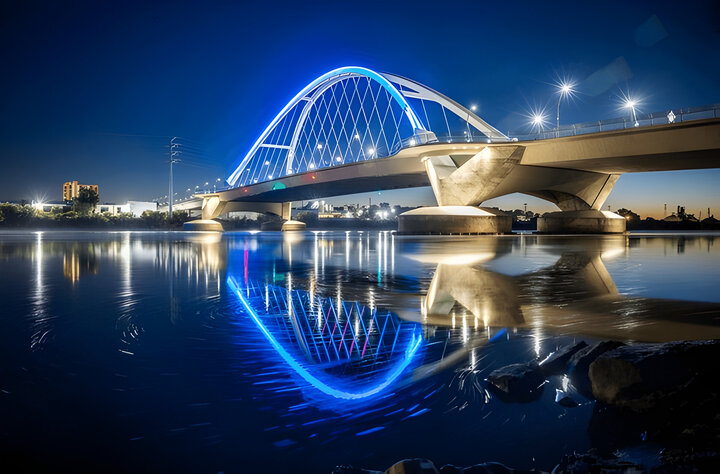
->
[168,137,181,215]
[214,177,221,193]
[467,104,477,141]
[555,82,574,131]
[624,98,639,127]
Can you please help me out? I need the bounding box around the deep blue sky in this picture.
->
[1,0,718,217]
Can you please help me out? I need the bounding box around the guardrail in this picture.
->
[506,103,720,141]
[391,104,720,153]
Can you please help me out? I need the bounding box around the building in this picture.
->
[63,180,99,202]
[31,200,156,216]
[97,201,157,217]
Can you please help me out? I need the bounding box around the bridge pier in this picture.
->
[537,210,626,234]
[398,206,511,234]
[182,197,306,231]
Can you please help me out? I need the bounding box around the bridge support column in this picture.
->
[398,206,511,234]
[537,210,626,234]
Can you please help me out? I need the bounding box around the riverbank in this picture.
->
[337,339,720,473]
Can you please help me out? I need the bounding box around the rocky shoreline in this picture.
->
[335,339,719,473]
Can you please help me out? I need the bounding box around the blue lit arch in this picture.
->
[227,66,508,188]
[227,67,426,187]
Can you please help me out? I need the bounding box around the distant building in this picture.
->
[31,200,156,217]
[63,180,99,202]
[97,201,157,217]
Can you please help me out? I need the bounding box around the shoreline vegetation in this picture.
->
[1,203,719,231]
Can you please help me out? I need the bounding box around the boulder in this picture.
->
[462,462,513,473]
[385,459,439,474]
[555,389,579,408]
[567,341,625,396]
[553,450,644,473]
[486,362,545,402]
[334,467,383,474]
[438,465,462,474]
[589,339,720,411]
[538,341,588,375]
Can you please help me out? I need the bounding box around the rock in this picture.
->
[438,465,463,474]
[657,447,720,472]
[462,462,513,473]
[555,389,579,408]
[538,341,588,375]
[486,362,545,402]
[589,339,720,412]
[567,340,625,396]
[333,467,383,474]
[385,459,439,474]
[553,450,645,473]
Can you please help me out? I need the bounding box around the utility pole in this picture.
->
[168,137,181,216]
[664,203,667,217]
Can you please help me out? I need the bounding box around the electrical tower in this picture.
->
[168,137,181,215]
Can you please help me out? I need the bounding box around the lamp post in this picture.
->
[467,104,477,141]
[530,111,547,134]
[624,98,639,127]
[555,82,574,131]
[214,177,221,193]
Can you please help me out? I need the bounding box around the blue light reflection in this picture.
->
[227,275,423,401]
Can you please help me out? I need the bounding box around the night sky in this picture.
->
[1,0,718,217]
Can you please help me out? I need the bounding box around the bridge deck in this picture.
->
[170,117,720,211]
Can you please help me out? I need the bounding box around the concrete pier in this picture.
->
[183,219,224,231]
[398,206,511,234]
[537,210,626,234]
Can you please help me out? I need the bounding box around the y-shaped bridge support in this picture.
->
[399,145,522,234]
[399,144,626,234]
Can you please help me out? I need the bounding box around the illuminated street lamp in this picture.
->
[532,113,546,128]
[624,98,639,127]
[528,107,548,132]
[214,177,221,192]
[555,81,575,129]
[466,104,478,140]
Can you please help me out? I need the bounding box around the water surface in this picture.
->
[1,231,718,472]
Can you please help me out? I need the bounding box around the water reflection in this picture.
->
[1,231,719,471]
[227,276,422,401]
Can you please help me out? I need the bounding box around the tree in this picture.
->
[0,203,36,226]
[616,208,640,222]
[73,188,99,215]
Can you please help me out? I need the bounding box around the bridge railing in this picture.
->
[507,104,720,141]
[390,104,720,153]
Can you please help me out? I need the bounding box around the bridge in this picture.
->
[175,66,720,233]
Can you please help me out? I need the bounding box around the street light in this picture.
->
[623,98,639,127]
[466,104,478,141]
[532,113,546,128]
[555,81,575,130]
[528,107,548,132]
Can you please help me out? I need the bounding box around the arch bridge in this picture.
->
[175,66,720,233]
